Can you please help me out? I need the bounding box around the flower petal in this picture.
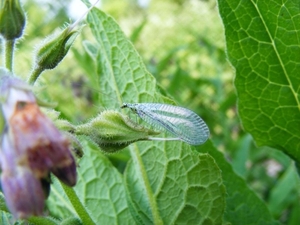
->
[1,134,45,219]
[8,101,77,185]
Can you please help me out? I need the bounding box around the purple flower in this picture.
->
[0,72,77,219]
[1,134,45,218]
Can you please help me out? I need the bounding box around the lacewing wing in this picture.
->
[121,103,209,145]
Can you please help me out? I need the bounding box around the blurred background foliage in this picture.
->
[2,0,299,224]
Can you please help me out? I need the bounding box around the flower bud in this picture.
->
[34,27,80,71]
[0,0,26,40]
[28,0,100,84]
[75,110,159,153]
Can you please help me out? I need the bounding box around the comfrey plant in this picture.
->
[0,1,225,224]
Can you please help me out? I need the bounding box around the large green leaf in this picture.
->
[84,4,226,224]
[85,7,157,107]
[125,142,225,224]
[197,142,279,225]
[217,0,300,159]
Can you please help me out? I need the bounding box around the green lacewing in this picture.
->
[121,103,209,145]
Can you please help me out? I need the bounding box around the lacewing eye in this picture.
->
[121,103,210,145]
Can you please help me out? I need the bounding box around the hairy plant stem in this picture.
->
[60,181,96,225]
[4,40,15,72]
[27,216,58,225]
[28,67,44,85]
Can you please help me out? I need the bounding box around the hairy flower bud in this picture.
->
[28,0,99,84]
[34,27,80,71]
[0,0,26,40]
[75,110,159,153]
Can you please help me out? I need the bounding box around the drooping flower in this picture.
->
[0,70,77,219]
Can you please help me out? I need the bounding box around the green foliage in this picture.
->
[124,143,225,225]
[1,0,300,224]
[267,164,299,218]
[74,140,134,224]
[70,5,225,224]
[218,0,300,159]
[198,142,278,225]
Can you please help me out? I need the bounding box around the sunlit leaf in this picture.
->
[125,142,225,224]
[218,0,300,160]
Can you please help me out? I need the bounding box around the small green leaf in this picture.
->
[231,134,252,177]
[217,0,300,159]
[82,40,98,60]
[0,192,8,213]
[268,163,300,218]
[0,211,13,225]
[74,140,135,224]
